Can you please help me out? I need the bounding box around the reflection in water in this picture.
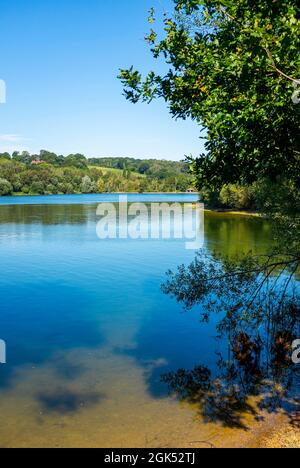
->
[0,199,286,447]
[37,389,105,414]
[0,204,92,225]
[161,249,300,431]
[204,211,273,256]
[0,284,104,390]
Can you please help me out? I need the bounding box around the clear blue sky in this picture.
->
[0,0,205,160]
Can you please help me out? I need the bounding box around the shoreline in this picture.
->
[230,400,300,448]
[1,193,261,217]
[262,426,300,448]
[258,414,300,448]
[7,191,199,197]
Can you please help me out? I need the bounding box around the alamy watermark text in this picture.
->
[292,339,300,364]
[292,81,300,105]
[0,340,6,364]
[96,196,204,250]
[0,79,6,104]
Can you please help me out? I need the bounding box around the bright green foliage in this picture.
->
[220,184,256,210]
[202,183,257,210]
[120,0,300,190]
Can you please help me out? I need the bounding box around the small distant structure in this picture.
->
[31,160,44,166]
[186,187,196,193]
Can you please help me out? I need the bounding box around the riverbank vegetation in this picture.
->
[0,150,288,213]
[0,151,193,195]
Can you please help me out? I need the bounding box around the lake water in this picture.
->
[0,194,274,448]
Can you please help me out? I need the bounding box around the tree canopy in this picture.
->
[120,0,300,190]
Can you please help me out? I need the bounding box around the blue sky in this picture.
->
[0,0,205,160]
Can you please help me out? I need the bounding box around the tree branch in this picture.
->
[264,47,300,85]
[218,6,300,85]
[219,6,236,22]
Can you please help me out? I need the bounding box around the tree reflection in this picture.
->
[0,204,92,225]
[161,251,300,429]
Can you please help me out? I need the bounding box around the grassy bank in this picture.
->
[204,208,260,217]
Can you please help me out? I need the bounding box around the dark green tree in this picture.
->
[0,178,13,195]
[120,0,300,189]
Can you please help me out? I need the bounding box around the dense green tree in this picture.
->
[0,152,11,161]
[30,181,45,194]
[40,150,64,166]
[45,184,58,195]
[219,184,256,210]
[120,0,300,257]
[64,154,87,169]
[12,151,33,165]
[0,178,13,195]
[120,0,300,190]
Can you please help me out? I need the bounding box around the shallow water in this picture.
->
[0,194,273,447]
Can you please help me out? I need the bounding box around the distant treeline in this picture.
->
[0,151,194,196]
[88,157,190,179]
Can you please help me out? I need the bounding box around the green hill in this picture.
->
[0,151,194,196]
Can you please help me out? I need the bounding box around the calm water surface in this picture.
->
[0,194,273,447]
